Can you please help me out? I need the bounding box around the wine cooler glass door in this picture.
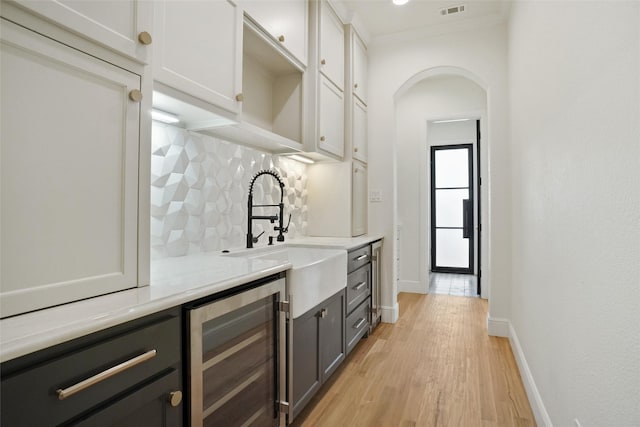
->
[189,278,287,427]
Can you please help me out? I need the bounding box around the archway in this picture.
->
[393,67,490,300]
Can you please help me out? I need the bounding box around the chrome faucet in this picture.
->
[246,170,291,249]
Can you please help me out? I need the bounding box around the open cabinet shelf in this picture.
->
[203,19,304,154]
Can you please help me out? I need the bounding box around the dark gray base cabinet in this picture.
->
[345,244,373,356]
[1,309,183,426]
[292,289,346,420]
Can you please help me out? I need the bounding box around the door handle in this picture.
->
[462,199,472,239]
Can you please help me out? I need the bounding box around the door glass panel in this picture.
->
[435,229,469,268]
[431,143,473,273]
[200,296,277,427]
[435,189,469,227]
[435,148,469,188]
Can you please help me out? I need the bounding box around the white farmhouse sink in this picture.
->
[225,246,347,318]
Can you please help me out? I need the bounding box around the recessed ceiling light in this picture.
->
[393,0,410,5]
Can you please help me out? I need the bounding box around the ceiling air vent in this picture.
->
[440,4,466,16]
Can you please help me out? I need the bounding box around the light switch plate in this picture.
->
[369,190,382,202]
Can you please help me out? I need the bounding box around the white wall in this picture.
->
[509,1,640,425]
[395,76,487,296]
[368,23,511,323]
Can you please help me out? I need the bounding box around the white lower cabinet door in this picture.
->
[318,76,344,157]
[0,20,140,317]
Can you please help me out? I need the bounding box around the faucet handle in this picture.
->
[252,231,265,244]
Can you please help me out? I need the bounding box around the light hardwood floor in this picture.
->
[294,293,536,427]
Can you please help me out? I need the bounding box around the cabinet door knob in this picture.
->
[320,136,325,142]
[278,35,285,42]
[128,89,143,102]
[319,308,327,318]
[354,147,359,152]
[235,93,244,102]
[354,83,359,89]
[138,31,152,45]
[168,390,182,407]
[320,58,326,65]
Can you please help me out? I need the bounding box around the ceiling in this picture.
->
[334,0,507,39]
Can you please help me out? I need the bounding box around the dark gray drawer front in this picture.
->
[74,368,182,427]
[1,315,181,426]
[348,245,371,273]
[346,300,370,355]
[346,265,370,315]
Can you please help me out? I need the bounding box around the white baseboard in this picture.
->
[398,280,427,294]
[508,323,553,427]
[486,315,509,337]
[380,303,399,323]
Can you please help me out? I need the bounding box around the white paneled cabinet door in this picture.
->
[243,0,308,66]
[352,97,367,163]
[0,20,140,317]
[318,76,345,157]
[153,0,242,114]
[352,163,367,237]
[13,0,152,62]
[352,32,367,105]
[319,1,344,90]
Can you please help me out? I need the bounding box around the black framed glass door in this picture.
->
[430,144,474,274]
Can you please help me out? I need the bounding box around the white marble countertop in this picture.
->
[0,252,290,363]
[286,234,384,250]
[0,235,383,363]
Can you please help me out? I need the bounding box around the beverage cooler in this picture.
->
[187,277,288,427]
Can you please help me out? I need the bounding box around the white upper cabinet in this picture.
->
[318,1,344,90]
[352,31,368,104]
[1,20,141,317]
[11,0,152,63]
[352,96,367,163]
[153,0,243,114]
[242,0,308,66]
[318,75,345,157]
[303,0,345,160]
[344,25,368,163]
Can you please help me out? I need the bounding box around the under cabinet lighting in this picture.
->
[393,0,410,5]
[151,109,180,124]
[288,154,315,164]
[432,118,471,124]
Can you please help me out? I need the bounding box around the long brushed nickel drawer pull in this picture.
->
[354,254,368,261]
[353,318,366,330]
[56,349,157,400]
[353,281,367,291]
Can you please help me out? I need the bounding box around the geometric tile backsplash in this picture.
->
[151,122,308,258]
